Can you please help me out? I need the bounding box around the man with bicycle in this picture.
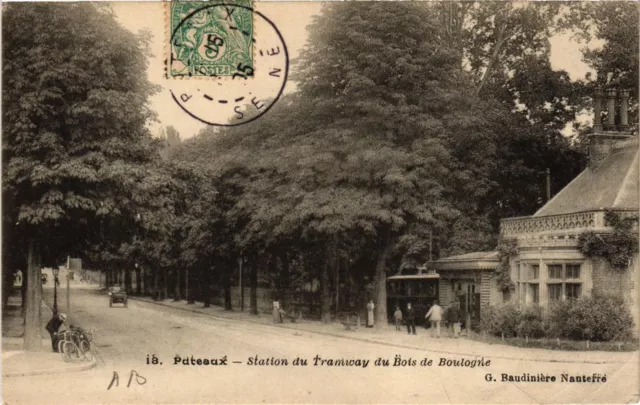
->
[46,313,67,352]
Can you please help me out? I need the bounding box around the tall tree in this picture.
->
[249,2,501,325]
[2,3,158,350]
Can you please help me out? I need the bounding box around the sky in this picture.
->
[111,2,596,140]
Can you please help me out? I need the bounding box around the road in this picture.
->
[3,286,638,404]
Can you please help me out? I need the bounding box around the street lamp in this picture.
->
[52,267,60,316]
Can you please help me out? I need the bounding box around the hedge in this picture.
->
[479,294,633,342]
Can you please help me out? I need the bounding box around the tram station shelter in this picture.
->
[433,87,640,330]
[431,251,500,321]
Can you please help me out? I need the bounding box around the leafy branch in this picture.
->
[495,237,518,292]
[578,210,639,269]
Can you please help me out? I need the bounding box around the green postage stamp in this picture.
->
[167,0,254,78]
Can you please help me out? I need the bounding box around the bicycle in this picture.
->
[58,326,95,363]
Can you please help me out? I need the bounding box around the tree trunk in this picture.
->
[250,258,258,315]
[153,266,158,299]
[280,252,290,311]
[162,267,168,299]
[203,264,211,308]
[333,239,340,316]
[174,268,181,301]
[136,266,142,295]
[320,254,331,323]
[124,267,132,294]
[2,270,11,310]
[24,241,43,351]
[187,267,195,304]
[21,268,27,318]
[203,282,211,308]
[224,264,232,311]
[373,240,392,330]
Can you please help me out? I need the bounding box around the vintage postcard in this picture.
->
[2,1,639,404]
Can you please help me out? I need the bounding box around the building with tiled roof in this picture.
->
[500,87,639,330]
[431,87,639,330]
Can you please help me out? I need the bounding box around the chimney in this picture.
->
[593,86,603,131]
[619,90,630,131]
[588,87,633,170]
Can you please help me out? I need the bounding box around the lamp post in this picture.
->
[52,267,60,316]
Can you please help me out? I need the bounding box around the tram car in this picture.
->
[386,267,439,326]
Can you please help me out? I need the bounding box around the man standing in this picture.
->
[405,303,416,335]
[45,313,67,352]
[425,300,443,338]
[447,301,462,338]
[393,305,403,331]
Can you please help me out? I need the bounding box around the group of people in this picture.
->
[365,300,462,338]
[393,300,464,338]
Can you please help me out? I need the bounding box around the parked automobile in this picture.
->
[108,285,127,308]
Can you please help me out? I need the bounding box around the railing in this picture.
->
[500,209,638,237]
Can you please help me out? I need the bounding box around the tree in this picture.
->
[159,125,182,160]
[243,2,501,325]
[433,2,590,227]
[2,3,158,350]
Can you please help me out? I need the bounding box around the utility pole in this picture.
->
[185,267,189,304]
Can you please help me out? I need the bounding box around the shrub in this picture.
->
[515,305,545,338]
[479,303,519,337]
[481,294,633,342]
[564,294,633,341]
[545,299,573,338]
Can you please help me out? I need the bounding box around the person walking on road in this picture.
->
[366,300,375,328]
[425,300,443,338]
[45,313,67,352]
[405,303,416,335]
[447,301,462,338]
[393,305,403,331]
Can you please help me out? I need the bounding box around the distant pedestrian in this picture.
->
[46,313,67,352]
[366,300,375,328]
[272,300,283,323]
[405,303,416,335]
[425,300,443,338]
[393,306,403,331]
[447,301,462,338]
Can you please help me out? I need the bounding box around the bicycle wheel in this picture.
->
[62,341,82,363]
[79,340,94,362]
[58,339,67,355]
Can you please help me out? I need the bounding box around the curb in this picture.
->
[128,297,634,365]
[2,299,98,378]
[3,356,97,378]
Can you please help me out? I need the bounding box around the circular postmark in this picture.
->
[167,2,289,127]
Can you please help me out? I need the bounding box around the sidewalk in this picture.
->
[129,296,637,365]
[1,287,97,377]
